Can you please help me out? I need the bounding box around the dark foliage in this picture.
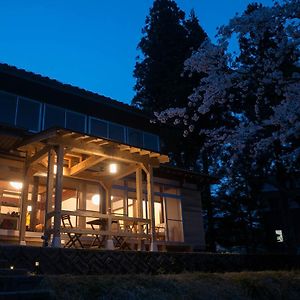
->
[132,0,207,170]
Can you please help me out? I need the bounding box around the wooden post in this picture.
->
[52,145,64,247]
[29,176,39,231]
[136,167,144,250]
[106,183,112,213]
[123,180,128,216]
[78,183,86,229]
[162,187,169,242]
[104,182,114,250]
[44,148,55,246]
[145,164,157,251]
[99,184,106,214]
[19,164,31,245]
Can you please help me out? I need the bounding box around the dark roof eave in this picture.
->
[0,63,153,120]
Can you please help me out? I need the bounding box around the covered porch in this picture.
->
[13,128,172,251]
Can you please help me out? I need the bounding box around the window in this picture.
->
[108,122,125,142]
[0,91,17,126]
[166,197,184,242]
[16,97,41,132]
[89,118,108,138]
[44,104,65,129]
[127,128,143,147]
[66,111,86,132]
[143,132,159,151]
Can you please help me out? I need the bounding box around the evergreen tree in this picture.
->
[133,0,188,112]
[133,0,207,170]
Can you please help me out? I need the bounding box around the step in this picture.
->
[0,289,55,300]
[0,268,29,276]
[0,275,43,292]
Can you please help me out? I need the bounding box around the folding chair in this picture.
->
[61,214,84,248]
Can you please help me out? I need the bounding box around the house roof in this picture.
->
[154,165,218,185]
[0,63,158,133]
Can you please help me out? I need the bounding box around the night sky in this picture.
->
[0,0,273,104]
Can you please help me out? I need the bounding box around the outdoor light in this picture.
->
[92,194,100,205]
[27,205,32,212]
[109,163,117,174]
[10,266,14,270]
[275,230,284,242]
[35,261,40,267]
[9,181,23,190]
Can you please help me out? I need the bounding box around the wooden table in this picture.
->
[86,218,109,248]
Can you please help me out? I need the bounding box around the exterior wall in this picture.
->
[0,89,160,152]
[181,184,205,251]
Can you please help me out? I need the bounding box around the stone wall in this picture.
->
[0,246,299,275]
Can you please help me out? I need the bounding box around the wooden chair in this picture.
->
[155,224,166,241]
[61,214,84,248]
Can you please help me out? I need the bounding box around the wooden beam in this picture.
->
[26,145,51,167]
[119,145,130,151]
[46,135,161,166]
[17,129,58,149]
[140,150,151,155]
[68,156,106,176]
[149,153,160,158]
[130,147,140,153]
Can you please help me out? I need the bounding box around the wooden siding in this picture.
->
[181,186,205,251]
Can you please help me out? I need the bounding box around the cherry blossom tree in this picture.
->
[156,0,300,252]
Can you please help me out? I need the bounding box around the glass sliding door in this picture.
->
[165,197,184,242]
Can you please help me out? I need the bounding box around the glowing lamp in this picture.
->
[10,181,23,190]
[92,194,100,205]
[27,205,32,212]
[109,163,117,174]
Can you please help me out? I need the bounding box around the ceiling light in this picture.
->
[109,163,117,174]
[10,181,23,190]
[92,194,100,205]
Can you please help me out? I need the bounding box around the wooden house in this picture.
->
[0,63,212,251]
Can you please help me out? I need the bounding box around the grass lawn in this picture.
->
[41,270,300,299]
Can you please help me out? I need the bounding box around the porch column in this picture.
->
[123,180,128,216]
[136,167,144,250]
[145,164,157,251]
[78,183,87,229]
[51,145,64,247]
[29,176,39,231]
[44,148,55,246]
[19,164,31,245]
[104,182,114,250]
[99,184,106,214]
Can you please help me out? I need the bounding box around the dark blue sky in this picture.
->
[0,0,273,104]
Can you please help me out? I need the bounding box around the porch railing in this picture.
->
[45,209,152,244]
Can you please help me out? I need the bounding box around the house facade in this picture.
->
[0,63,210,251]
